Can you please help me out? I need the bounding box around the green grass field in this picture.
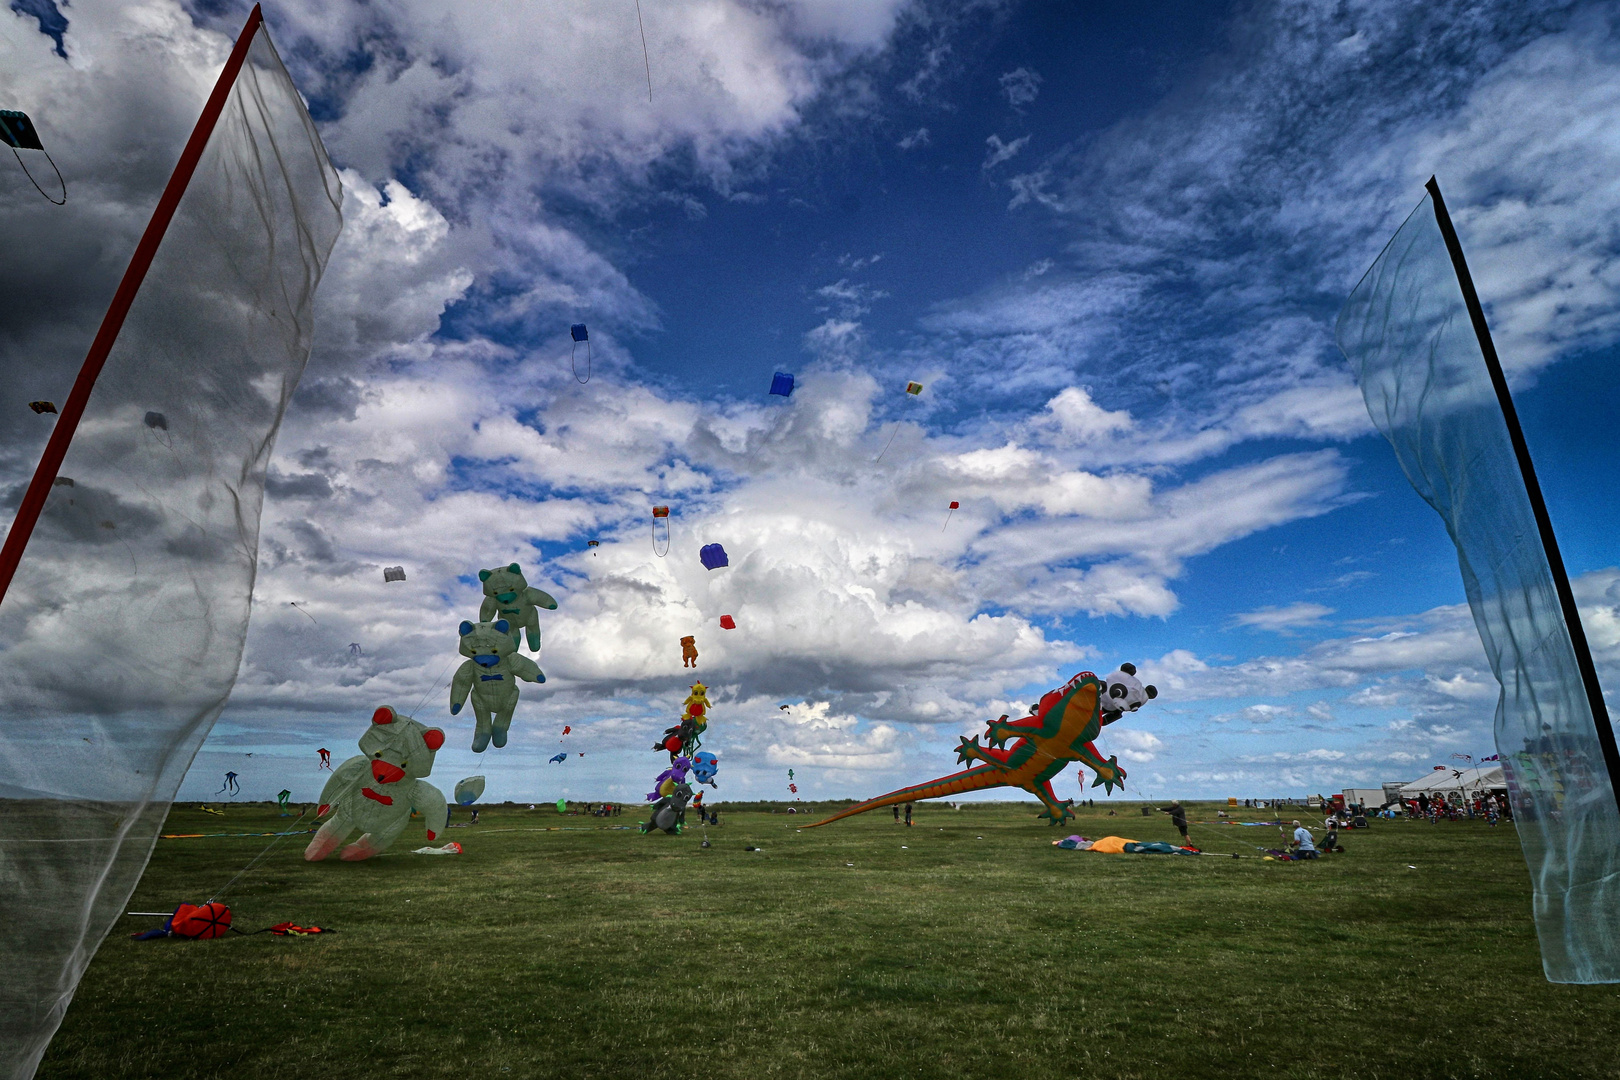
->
[36,801,1620,1080]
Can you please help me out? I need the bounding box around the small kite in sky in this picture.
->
[318,748,331,770]
[570,323,590,384]
[651,506,670,557]
[770,372,795,397]
[587,540,599,555]
[0,109,65,204]
[28,401,55,415]
[700,543,729,570]
[719,615,735,629]
[549,752,568,764]
[277,789,292,816]
[876,381,926,462]
[383,566,407,583]
[217,772,239,797]
[562,725,571,735]
[454,776,486,805]
[942,501,960,531]
[289,601,317,625]
[906,381,924,395]
[348,643,362,658]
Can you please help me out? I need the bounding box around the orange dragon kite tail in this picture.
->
[804,766,1007,828]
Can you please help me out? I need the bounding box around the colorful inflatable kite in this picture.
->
[652,506,670,557]
[450,619,546,752]
[692,750,719,787]
[642,781,692,835]
[808,665,1155,828]
[719,615,735,629]
[680,634,698,668]
[317,748,331,770]
[549,752,568,764]
[305,706,448,862]
[477,563,558,653]
[383,565,407,582]
[454,776,486,806]
[570,323,590,384]
[699,543,729,570]
[770,372,795,397]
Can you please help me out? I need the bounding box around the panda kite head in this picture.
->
[1100,663,1157,725]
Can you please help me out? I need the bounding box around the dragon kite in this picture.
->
[807,665,1157,828]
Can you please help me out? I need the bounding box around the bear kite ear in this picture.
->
[1145,685,1158,699]
[1119,663,1136,676]
[422,728,445,751]
[495,619,510,634]
[372,706,395,725]
[478,569,492,582]
[508,563,521,573]
[459,621,474,636]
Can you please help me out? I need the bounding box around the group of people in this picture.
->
[891,803,915,826]
[1406,790,1509,824]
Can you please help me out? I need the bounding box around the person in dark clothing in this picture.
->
[1418,792,1430,815]
[893,804,901,823]
[904,802,913,827]
[1159,800,1189,846]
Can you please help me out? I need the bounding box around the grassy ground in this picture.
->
[36,800,1620,1080]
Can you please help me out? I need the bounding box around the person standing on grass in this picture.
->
[904,802,913,827]
[1159,800,1190,846]
[894,804,901,824]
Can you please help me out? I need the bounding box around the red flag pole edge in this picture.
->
[0,4,265,604]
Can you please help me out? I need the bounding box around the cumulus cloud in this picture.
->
[1233,602,1336,633]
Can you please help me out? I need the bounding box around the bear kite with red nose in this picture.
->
[305,706,449,862]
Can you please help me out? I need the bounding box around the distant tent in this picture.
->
[1399,766,1506,801]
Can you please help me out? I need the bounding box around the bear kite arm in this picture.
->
[509,654,544,684]
[527,587,558,611]
[450,660,476,714]
[410,781,449,842]
[479,596,499,623]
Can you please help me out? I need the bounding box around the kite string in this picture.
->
[205,805,313,905]
[414,657,457,716]
[635,0,652,102]
[874,422,901,463]
[12,146,66,205]
[652,516,669,557]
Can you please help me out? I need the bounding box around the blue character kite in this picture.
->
[549,752,568,764]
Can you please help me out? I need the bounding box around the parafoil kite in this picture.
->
[570,323,590,384]
[549,752,568,764]
[27,401,55,415]
[0,109,65,204]
[450,618,545,752]
[906,381,924,395]
[130,903,231,942]
[383,565,406,582]
[719,615,736,629]
[770,372,795,397]
[477,563,558,653]
[305,706,448,862]
[808,665,1155,829]
[652,506,670,557]
[700,543,729,570]
[556,798,567,813]
[587,540,599,555]
[454,776,486,806]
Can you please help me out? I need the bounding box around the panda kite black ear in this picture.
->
[1119,663,1136,676]
[1145,685,1158,698]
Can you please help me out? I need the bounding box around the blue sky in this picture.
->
[5,0,1620,808]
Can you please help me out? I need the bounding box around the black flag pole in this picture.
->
[1426,175,1620,816]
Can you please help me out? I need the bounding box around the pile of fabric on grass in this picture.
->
[1053,835,1200,854]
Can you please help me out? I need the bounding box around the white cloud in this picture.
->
[983,133,1031,170]
[1233,602,1336,633]
[1000,66,1042,108]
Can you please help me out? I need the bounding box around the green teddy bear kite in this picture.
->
[451,618,545,752]
[478,563,557,652]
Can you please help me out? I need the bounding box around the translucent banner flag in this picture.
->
[1337,180,1620,983]
[0,9,342,1074]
